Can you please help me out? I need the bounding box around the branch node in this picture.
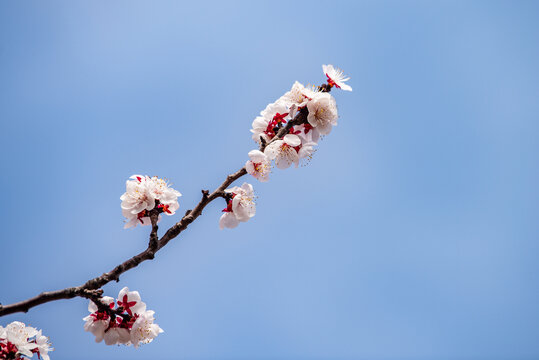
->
[201,189,210,199]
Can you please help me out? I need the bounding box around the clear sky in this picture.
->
[1,1,538,359]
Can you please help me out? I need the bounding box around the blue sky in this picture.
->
[1,1,538,359]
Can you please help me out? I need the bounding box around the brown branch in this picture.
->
[0,82,331,318]
[0,167,247,317]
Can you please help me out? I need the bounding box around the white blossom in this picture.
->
[82,296,115,343]
[264,134,301,169]
[3,321,37,357]
[0,321,52,360]
[130,310,164,348]
[245,150,271,182]
[306,92,338,135]
[230,183,256,222]
[251,102,291,144]
[322,64,352,91]
[278,81,310,108]
[301,84,323,101]
[121,175,181,229]
[219,183,256,229]
[34,330,53,360]
[117,287,147,316]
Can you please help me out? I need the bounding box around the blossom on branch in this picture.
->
[322,64,352,91]
[279,81,311,108]
[306,92,338,135]
[83,287,163,347]
[0,321,53,360]
[219,183,256,229]
[251,101,292,145]
[264,134,301,169]
[120,175,182,229]
[82,296,115,344]
[0,65,354,358]
[245,150,271,182]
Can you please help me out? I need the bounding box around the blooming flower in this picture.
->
[301,84,323,101]
[245,150,271,182]
[130,310,164,348]
[34,330,53,360]
[82,296,115,343]
[117,287,147,316]
[121,175,182,229]
[322,64,352,91]
[251,102,291,144]
[306,92,338,135]
[0,321,52,360]
[264,134,301,169]
[219,183,256,229]
[83,288,162,348]
[278,81,311,108]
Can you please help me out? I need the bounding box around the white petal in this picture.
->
[219,212,239,229]
[283,134,301,147]
[248,149,266,163]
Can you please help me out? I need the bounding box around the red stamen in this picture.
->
[289,127,301,135]
[222,199,234,212]
[273,112,289,124]
[326,74,341,89]
[303,123,314,133]
[158,203,172,214]
[137,210,147,224]
[117,294,138,316]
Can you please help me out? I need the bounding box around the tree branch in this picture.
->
[0,82,330,318]
[0,166,246,317]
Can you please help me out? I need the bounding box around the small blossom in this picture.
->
[251,102,291,144]
[121,175,181,229]
[279,81,311,108]
[219,183,256,229]
[301,84,323,101]
[322,64,352,91]
[130,310,164,348]
[117,287,147,317]
[245,150,271,182]
[306,92,338,135]
[82,296,115,343]
[34,330,53,360]
[264,134,301,169]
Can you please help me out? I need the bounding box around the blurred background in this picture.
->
[1,1,538,359]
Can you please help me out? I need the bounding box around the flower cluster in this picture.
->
[219,183,256,229]
[83,287,163,348]
[121,175,182,228]
[0,322,52,360]
[248,64,351,180]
